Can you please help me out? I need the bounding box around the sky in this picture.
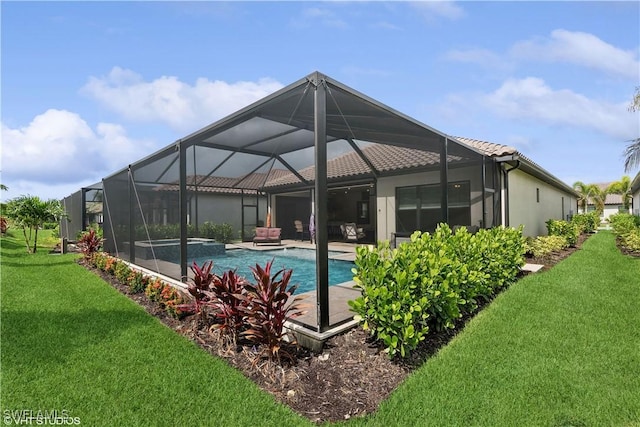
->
[1,1,639,202]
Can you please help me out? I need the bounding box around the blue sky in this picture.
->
[2,1,639,202]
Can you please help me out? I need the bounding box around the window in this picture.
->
[396,181,470,233]
[536,188,540,203]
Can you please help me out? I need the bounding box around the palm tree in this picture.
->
[573,181,606,214]
[624,87,640,173]
[573,181,591,213]
[5,195,64,253]
[607,176,632,211]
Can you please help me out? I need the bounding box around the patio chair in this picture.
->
[294,220,308,241]
[340,222,365,242]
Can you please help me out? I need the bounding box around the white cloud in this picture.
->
[511,29,639,79]
[482,77,636,140]
[1,109,153,186]
[81,67,284,132]
[411,1,465,21]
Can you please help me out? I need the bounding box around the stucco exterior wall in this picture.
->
[508,169,576,237]
[376,166,484,242]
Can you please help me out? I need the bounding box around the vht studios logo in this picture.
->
[3,409,81,425]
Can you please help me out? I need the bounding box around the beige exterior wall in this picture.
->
[633,188,640,216]
[508,169,577,237]
[376,166,485,242]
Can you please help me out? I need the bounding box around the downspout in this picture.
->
[503,160,520,226]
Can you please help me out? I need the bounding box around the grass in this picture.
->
[2,229,639,426]
[0,230,310,427]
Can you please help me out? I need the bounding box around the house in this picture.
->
[584,182,632,221]
[93,71,577,333]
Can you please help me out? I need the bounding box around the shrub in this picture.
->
[160,285,187,319]
[571,212,600,233]
[91,252,109,270]
[609,213,640,252]
[145,278,165,303]
[476,226,526,291]
[212,223,235,243]
[621,229,640,252]
[209,270,248,343]
[127,270,149,294]
[350,223,525,358]
[178,261,217,318]
[609,213,640,236]
[546,219,580,247]
[104,256,117,275]
[239,260,307,363]
[349,240,431,358]
[527,235,567,258]
[77,228,104,260]
[114,261,131,284]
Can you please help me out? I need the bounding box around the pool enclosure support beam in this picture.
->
[481,156,487,229]
[313,74,330,333]
[440,136,449,223]
[179,142,188,281]
[81,188,87,232]
[128,168,136,263]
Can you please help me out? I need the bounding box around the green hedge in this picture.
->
[349,224,525,358]
[525,235,567,258]
[571,212,600,233]
[546,219,580,247]
[134,222,236,243]
[609,213,640,252]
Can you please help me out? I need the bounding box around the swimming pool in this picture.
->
[189,248,355,294]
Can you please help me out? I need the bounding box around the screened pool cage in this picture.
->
[60,184,103,241]
[78,71,502,333]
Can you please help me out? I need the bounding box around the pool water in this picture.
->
[188,248,355,294]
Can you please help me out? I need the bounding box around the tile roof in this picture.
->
[452,137,517,157]
[154,137,572,195]
[583,182,631,205]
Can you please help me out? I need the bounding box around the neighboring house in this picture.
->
[632,173,640,216]
[586,183,631,220]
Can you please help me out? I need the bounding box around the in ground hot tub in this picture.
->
[133,238,225,262]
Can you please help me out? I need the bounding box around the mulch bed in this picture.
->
[75,231,638,424]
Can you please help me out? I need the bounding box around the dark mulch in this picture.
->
[77,232,608,424]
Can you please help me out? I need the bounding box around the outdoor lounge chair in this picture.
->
[253,227,282,246]
[294,220,309,241]
[340,222,365,242]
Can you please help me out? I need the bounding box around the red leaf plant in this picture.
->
[77,228,104,260]
[177,261,216,319]
[239,260,308,364]
[208,269,248,345]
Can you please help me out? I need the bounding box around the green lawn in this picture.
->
[0,231,310,427]
[1,230,639,426]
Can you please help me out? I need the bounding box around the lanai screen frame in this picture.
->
[103,71,493,333]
